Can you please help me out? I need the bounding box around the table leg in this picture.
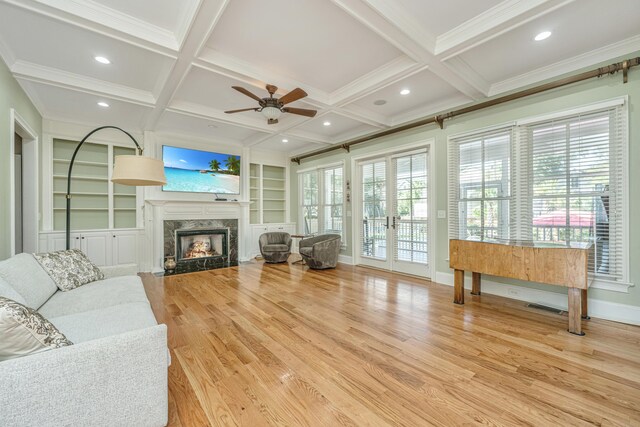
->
[454,269,464,305]
[581,288,590,319]
[568,288,585,336]
[471,272,481,295]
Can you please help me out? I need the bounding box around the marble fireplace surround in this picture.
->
[164,219,238,266]
[145,200,250,273]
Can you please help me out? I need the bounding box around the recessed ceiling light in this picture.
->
[97,101,110,108]
[400,89,411,95]
[94,56,110,64]
[323,121,331,126]
[534,31,552,41]
[373,99,387,106]
[207,124,217,128]
[282,138,289,143]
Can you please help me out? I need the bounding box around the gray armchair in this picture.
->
[259,232,292,263]
[299,234,341,269]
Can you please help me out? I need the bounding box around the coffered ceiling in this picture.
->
[0,0,638,155]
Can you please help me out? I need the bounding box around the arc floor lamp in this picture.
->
[65,126,166,249]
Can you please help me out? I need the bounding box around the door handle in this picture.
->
[392,216,397,229]
[385,216,389,229]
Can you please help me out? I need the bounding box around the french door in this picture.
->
[357,148,430,277]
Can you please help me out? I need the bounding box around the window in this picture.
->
[449,100,628,283]
[299,164,344,238]
[449,128,511,240]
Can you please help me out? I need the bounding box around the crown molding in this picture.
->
[174,0,203,49]
[12,61,156,106]
[330,0,429,61]
[388,93,472,127]
[166,101,275,134]
[15,79,48,117]
[335,104,390,128]
[359,0,436,54]
[435,0,574,58]
[442,57,491,96]
[0,33,16,68]
[195,49,331,105]
[26,0,180,51]
[331,57,422,106]
[144,0,231,130]
[488,34,640,96]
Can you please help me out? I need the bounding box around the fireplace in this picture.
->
[175,228,228,262]
[163,219,238,275]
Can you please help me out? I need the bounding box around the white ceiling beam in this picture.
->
[195,49,332,106]
[167,101,275,134]
[12,60,156,106]
[145,0,231,130]
[333,0,485,100]
[4,0,179,57]
[436,0,575,59]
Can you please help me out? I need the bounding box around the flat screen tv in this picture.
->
[162,145,240,195]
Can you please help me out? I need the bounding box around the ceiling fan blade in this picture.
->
[282,107,317,117]
[225,108,258,114]
[278,88,308,105]
[232,86,263,103]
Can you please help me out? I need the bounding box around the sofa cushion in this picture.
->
[0,296,73,361]
[0,253,58,309]
[38,275,149,319]
[299,246,313,257]
[0,277,26,306]
[262,244,290,252]
[49,302,157,344]
[34,249,104,292]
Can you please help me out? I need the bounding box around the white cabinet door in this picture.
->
[111,231,138,266]
[46,233,80,252]
[251,225,269,258]
[80,232,112,267]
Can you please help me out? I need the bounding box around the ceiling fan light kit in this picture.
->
[225,84,318,124]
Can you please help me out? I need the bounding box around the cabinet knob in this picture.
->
[113,235,116,238]
[75,237,79,240]
[81,237,85,239]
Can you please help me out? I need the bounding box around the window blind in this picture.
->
[299,165,345,237]
[448,127,513,241]
[516,105,627,281]
[448,100,628,282]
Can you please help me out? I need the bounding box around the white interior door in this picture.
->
[357,148,431,277]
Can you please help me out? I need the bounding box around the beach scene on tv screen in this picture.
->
[163,146,240,194]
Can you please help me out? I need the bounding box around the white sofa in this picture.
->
[0,253,168,427]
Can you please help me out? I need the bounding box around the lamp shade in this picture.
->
[111,155,166,186]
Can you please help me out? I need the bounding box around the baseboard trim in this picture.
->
[338,255,354,265]
[434,272,640,326]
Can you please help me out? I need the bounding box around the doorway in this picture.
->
[9,109,38,255]
[355,145,432,277]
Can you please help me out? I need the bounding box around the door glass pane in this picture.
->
[361,161,387,259]
[393,152,428,264]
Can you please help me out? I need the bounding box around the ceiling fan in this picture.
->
[225,84,317,125]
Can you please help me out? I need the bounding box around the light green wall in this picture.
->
[291,54,640,307]
[0,57,42,260]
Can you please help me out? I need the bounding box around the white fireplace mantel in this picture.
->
[143,199,251,272]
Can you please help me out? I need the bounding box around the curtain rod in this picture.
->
[291,57,639,164]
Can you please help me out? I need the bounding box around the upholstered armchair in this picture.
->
[259,232,292,263]
[299,234,341,269]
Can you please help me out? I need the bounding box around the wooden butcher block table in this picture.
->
[449,238,594,335]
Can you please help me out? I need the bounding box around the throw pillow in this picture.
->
[0,296,72,361]
[34,249,104,292]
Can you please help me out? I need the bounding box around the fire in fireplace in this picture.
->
[175,228,229,262]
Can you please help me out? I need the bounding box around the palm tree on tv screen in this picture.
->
[209,159,221,171]
[225,156,240,175]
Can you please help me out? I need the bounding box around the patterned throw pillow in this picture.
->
[0,296,72,361]
[34,249,104,292]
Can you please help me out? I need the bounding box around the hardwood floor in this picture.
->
[142,261,640,426]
